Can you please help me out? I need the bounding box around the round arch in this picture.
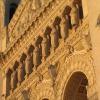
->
[36,82,55,100]
[56,52,96,100]
[63,72,88,100]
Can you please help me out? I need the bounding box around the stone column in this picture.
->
[51,24,59,52]
[60,15,69,41]
[70,2,79,31]
[17,61,24,86]
[42,35,48,61]
[25,51,33,78]
[10,69,17,93]
[33,41,41,70]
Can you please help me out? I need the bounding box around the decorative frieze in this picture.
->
[0,0,95,100]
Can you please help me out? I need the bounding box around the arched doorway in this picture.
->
[63,72,88,100]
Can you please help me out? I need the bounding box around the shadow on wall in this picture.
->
[5,0,21,25]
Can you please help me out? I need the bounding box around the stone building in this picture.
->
[0,0,100,100]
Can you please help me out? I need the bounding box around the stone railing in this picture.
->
[7,0,53,48]
[6,17,90,99]
[0,0,66,64]
[1,0,91,98]
[1,0,89,68]
[0,0,71,69]
[4,16,88,100]
[8,0,52,37]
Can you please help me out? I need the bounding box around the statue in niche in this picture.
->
[70,2,79,31]
[51,24,59,52]
[48,64,57,86]
[60,15,69,41]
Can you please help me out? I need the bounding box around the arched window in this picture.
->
[9,3,18,21]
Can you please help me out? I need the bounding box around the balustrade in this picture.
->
[51,24,59,52]
[4,0,85,98]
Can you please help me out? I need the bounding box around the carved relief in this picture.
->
[0,0,96,100]
[70,2,79,31]
[60,15,69,41]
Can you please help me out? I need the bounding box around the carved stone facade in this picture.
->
[0,0,99,100]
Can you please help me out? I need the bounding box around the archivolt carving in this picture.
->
[56,52,96,100]
[28,88,37,100]
[36,82,55,100]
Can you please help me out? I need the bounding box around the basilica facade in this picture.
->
[0,0,100,100]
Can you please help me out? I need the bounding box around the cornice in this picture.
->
[0,0,90,75]
[6,28,92,100]
[7,0,54,51]
[0,16,89,72]
[0,0,71,68]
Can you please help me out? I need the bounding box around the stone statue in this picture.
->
[11,69,17,92]
[70,3,79,31]
[51,24,59,52]
[25,53,33,78]
[33,42,41,69]
[17,61,24,86]
[60,15,69,41]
